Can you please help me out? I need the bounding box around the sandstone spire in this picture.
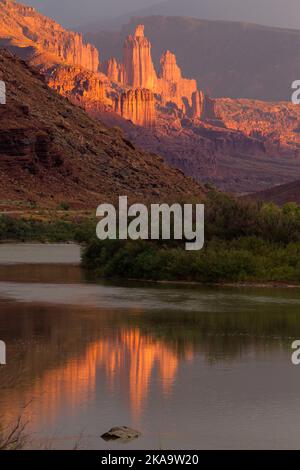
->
[122,24,157,89]
[158,50,199,115]
[160,51,182,82]
[134,24,145,38]
[104,57,122,83]
[191,91,205,118]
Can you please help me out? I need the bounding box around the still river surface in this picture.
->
[0,243,300,449]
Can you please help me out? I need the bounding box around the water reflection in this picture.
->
[0,304,194,429]
[0,256,300,448]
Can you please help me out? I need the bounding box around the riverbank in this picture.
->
[3,191,300,285]
[128,278,300,289]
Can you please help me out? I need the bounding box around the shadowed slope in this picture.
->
[0,49,204,208]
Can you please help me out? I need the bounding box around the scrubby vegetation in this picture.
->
[0,215,95,244]
[82,192,300,284]
[3,192,300,283]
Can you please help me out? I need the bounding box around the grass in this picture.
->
[0,415,29,450]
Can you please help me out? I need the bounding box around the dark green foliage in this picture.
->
[0,215,96,243]
[83,192,300,283]
[3,192,300,283]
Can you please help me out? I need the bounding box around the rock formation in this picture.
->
[3,2,300,193]
[0,3,208,126]
[104,24,206,124]
[115,89,156,127]
[122,24,157,90]
[0,0,99,71]
[157,51,198,116]
[47,66,108,104]
[0,49,204,207]
[104,57,122,83]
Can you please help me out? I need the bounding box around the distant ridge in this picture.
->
[247,180,300,205]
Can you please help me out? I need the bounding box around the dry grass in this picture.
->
[0,415,29,450]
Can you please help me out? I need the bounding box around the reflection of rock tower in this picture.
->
[123,24,157,90]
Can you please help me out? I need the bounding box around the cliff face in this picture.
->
[2,3,300,194]
[0,4,207,127]
[104,57,122,83]
[105,24,206,124]
[47,66,108,104]
[0,49,204,207]
[91,15,300,102]
[0,0,99,71]
[115,89,156,128]
[122,24,157,90]
[157,51,198,115]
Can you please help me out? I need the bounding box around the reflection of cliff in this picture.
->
[0,296,298,433]
[28,329,192,422]
[0,324,193,428]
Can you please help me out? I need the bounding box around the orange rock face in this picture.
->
[0,49,204,207]
[115,88,156,128]
[122,24,157,90]
[104,24,206,124]
[3,3,300,194]
[47,66,108,104]
[0,2,208,126]
[104,57,122,83]
[0,0,99,71]
[157,51,198,115]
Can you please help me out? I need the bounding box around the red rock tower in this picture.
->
[123,24,157,89]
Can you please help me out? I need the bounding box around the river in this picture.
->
[0,243,300,449]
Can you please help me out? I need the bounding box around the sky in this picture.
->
[21,0,160,28]
[20,0,300,31]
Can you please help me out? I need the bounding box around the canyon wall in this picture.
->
[1,2,208,127]
[115,88,156,127]
[105,24,207,124]
[0,0,99,71]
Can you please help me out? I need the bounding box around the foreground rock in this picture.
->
[101,426,141,443]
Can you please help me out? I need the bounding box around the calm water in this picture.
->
[0,244,300,449]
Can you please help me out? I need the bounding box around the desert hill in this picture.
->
[0,49,204,208]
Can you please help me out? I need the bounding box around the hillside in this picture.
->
[2,1,300,195]
[87,15,300,101]
[248,180,300,205]
[0,49,204,208]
